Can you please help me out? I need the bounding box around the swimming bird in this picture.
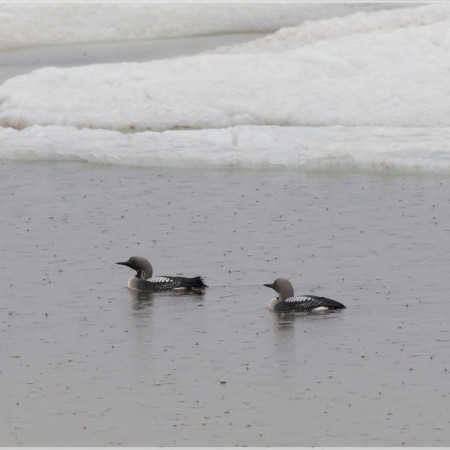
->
[263,278,345,312]
[116,256,207,292]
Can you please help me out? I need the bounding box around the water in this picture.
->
[0,33,266,85]
[1,161,450,446]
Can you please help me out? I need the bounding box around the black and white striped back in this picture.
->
[275,295,346,312]
[128,275,207,292]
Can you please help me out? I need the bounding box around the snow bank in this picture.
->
[0,5,449,131]
[1,124,450,174]
[0,3,396,51]
[1,4,449,174]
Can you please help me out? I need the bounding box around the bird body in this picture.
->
[264,278,345,312]
[117,256,207,292]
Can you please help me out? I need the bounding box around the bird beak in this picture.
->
[263,283,274,289]
[116,261,130,267]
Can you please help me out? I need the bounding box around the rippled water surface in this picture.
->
[1,161,450,446]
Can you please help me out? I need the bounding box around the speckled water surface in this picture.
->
[1,160,450,446]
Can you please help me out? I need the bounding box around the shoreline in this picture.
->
[0,33,266,84]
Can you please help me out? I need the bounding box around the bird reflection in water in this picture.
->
[128,288,205,311]
[129,289,155,310]
[275,308,342,331]
[276,312,296,330]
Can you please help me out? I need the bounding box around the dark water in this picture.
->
[1,161,450,445]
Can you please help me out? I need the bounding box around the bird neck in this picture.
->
[136,269,150,280]
[269,297,281,310]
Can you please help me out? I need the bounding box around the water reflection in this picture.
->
[128,288,205,310]
[274,309,344,330]
[275,312,296,330]
[129,289,155,310]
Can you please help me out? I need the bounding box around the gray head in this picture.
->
[263,278,295,301]
[116,256,153,280]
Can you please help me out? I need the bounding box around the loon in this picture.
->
[116,256,207,292]
[263,278,346,312]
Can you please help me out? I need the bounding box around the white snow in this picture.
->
[0,3,390,51]
[1,124,450,174]
[1,3,450,174]
[1,5,449,131]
